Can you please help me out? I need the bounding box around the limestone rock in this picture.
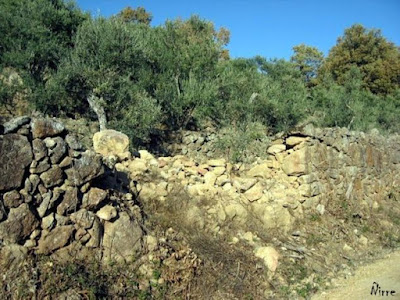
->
[138,150,155,161]
[244,182,264,202]
[247,163,272,179]
[128,159,148,178]
[282,146,309,176]
[3,116,30,134]
[0,134,32,191]
[37,225,74,254]
[286,136,307,147]
[82,187,107,210]
[65,151,104,186]
[267,144,286,155]
[146,235,158,252]
[96,205,117,221]
[0,203,39,243]
[40,166,64,188]
[93,129,129,157]
[232,177,258,192]
[102,212,143,263]
[254,247,280,272]
[207,159,226,167]
[31,118,65,139]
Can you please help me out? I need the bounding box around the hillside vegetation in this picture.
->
[1,0,400,154]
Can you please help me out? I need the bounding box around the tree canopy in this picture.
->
[319,24,400,95]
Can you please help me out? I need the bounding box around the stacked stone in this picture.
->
[0,117,143,263]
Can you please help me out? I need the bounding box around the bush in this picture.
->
[214,121,270,163]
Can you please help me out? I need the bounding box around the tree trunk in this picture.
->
[87,94,107,131]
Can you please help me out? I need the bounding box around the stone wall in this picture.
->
[121,125,400,236]
[0,117,144,263]
[1,116,399,272]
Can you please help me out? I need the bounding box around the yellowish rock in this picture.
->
[254,247,280,272]
[93,129,129,157]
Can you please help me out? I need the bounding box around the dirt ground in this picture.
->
[312,250,400,300]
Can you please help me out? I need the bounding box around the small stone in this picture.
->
[146,235,158,251]
[316,204,325,215]
[42,213,56,230]
[82,187,107,210]
[138,150,155,161]
[286,136,307,147]
[0,134,33,191]
[86,217,102,248]
[44,138,57,149]
[70,209,95,229]
[57,187,79,215]
[59,156,73,168]
[65,134,83,150]
[30,157,51,174]
[3,190,23,208]
[96,205,117,221]
[254,247,280,272]
[207,159,226,167]
[32,139,47,161]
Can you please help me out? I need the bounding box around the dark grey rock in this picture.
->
[49,137,66,164]
[32,139,47,161]
[57,187,79,215]
[0,203,39,243]
[65,151,104,186]
[3,116,31,134]
[40,166,64,188]
[65,134,83,151]
[0,134,33,191]
[31,118,65,139]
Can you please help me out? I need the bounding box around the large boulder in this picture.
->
[0,134,32,191]
[93,129,130,158]
[102,211,143,263]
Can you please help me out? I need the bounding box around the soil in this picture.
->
[312,250,400,300]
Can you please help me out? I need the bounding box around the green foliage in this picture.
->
[311,67,400,132]
[0,0,87,107]
[319,24,400,95]
[214,122,270,163]
[117,6,152,25]
[254,58,308,132]
[291,44,324,85]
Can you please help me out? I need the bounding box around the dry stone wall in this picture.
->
[0,117,144,264]
[120,125,400,238]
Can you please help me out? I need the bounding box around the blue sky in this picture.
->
[76,0,400,60]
